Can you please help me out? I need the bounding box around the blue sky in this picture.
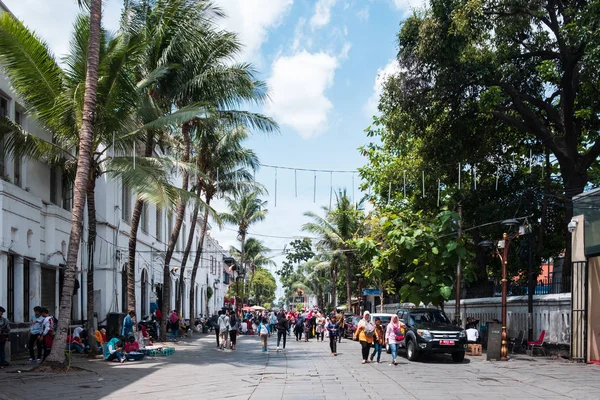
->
[4,0,421,298]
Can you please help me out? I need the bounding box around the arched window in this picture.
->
[121,264,128,313]
[141,269,148,317]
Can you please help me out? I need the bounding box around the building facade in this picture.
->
[0,1,231,356]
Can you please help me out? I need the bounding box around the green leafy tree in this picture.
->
[355,209,474,307]
[303,189,365,310]
[251,267,277,306]
[277,238,315,292]
[385,0,600,281]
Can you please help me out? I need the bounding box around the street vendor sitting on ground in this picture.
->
[104,337,125,363]
[123,335,146,361]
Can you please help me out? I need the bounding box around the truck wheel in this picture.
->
[452,351,465,363]
[406,339,419,361]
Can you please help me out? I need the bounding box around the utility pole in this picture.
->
[455,204,463,326]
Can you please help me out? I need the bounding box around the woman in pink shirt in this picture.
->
[386,314,405,365]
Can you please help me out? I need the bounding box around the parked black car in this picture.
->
[397,307,467,362]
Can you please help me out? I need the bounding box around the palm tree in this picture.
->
[302,189,364,311]
[221,192,268,271]
[292,259,332,310]
[0,10,191,352]
[230,238,276,270]
[188,126,264,326]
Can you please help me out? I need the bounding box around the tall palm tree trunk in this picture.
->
[177,176,201,313]
[126,134,154,317]
[189,197,211,328]
[86,178,99,354]
[345,255,352,312]
[331,265,337,308]
[44,0,101,368]
[160,130,190,339]
[127,199,143,314]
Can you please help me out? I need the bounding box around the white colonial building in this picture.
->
[0,1,231,354]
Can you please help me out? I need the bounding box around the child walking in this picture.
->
[370,317,385,363]
[327,315,339,356]
[303,319,311,342]
[257,317,271,352]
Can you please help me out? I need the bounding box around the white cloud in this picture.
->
[356,6,370,21]
[339,42,352,60]
[309,0,337,30]
[3,0,122,58]
[392,0,427,15]
[266,51,339,139]
[216,0,293,63]
[364,59,400,116]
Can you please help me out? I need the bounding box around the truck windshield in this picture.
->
[409,310,450,325]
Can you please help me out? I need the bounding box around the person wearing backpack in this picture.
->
[257,317,271,352]
[354,311,375,364]
[294,316,304,342]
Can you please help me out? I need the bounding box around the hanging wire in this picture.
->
[473,164,477,191]
[437,179,441,207]
[458,163,461,190]
[313,172,316,203]
[295,169,298,198]
[329,172,333,209]
[274,168,278,208]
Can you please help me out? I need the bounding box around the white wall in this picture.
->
[384,294,572,345]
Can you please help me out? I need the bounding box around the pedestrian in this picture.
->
[275,312,288,351]
[0,306,10,368]
[28,306,44,362]
[214,311,221,348]
[336,309,345,343]
[40,307,54,361]
[229,311,238,350]
[386,314,404,366]
[303,319,310,342]
[155,308,162,338]
[269,311,277,334]
[354,311,375,364]
[168,310,179,342]
[294,316,303,341]
[122,310,135,337]
[257,317,271,352]
[327,315,339,356]
[218,310,230,350]
[370,317,385,363]
[316,314,326,342]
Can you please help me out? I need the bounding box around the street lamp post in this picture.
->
[479,218,521,361]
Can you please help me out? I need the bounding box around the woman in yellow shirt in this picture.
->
[354,311,375,364]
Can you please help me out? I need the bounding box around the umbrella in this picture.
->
[253,306,265,310]
[242,306,254,311]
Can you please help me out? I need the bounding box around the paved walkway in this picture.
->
[1,333,599,400]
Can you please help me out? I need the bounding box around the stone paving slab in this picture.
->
[0,332,599,399]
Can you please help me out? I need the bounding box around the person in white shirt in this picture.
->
[218,311,230,350]
[466,327,479,343]
[73,325,84,339]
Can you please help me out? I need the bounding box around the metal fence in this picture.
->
[464,275,571,299]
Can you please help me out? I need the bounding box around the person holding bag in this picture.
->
[386,314,405,365]
[354,311,375,364]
